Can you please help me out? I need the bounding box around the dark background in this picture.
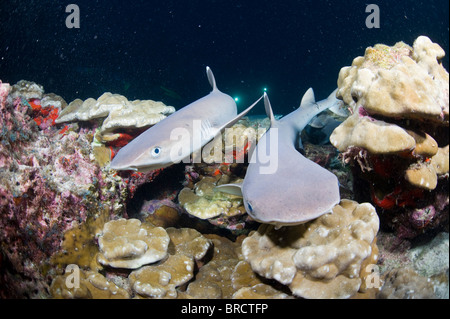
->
[1,0,448,115]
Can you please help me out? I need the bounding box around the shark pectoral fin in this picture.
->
[300,88,315,107]
[263,93,277,127]
[215,183,243,197]
[309,114,326,128]
[215,94,264,135]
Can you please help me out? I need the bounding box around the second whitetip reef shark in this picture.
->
[110,67,262,172]
[217,89,341,226]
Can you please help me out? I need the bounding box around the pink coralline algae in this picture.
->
[0,81,134,298]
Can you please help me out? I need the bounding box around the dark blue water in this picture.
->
[1,0,448,115]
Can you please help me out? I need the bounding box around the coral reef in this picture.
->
[242,200,380,299]
[56,92,175,144]
[330,36,449,239]
[1,35,448,300]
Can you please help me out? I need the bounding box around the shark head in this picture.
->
[109,123,186,172]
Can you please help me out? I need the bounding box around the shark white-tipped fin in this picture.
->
[264,93,277,127]
[215,94,264,135]
[206,66,218,91]
[308,114,327,128]
[300,88,315,107]
[215,183,243,197]
[327,88,338,100]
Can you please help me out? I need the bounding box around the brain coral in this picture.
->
[242,199,380,299]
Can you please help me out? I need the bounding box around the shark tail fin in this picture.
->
[206,66,218,91]
[299,88,315,108]
[263,92,277,127]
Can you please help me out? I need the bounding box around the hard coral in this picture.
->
[56,92,175,143]
[129,254,194,299]
[337,37,448,122]
[97,218,170,269]
[50,269,130,299]
[242,200,380,299]
[330,36,449,238]
[178,176,246,220]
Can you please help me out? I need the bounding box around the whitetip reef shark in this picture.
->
[217,89,341,226]
[110,67,263,172]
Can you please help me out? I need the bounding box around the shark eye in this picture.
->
[246,202,253,213]
[151,147,162,158]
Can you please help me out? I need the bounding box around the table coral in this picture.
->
[330,36,449,239]
[97,218,170,269]
[242,200,380,299]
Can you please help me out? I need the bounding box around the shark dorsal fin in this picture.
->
[206,66,218,91]
[263,92,277,127]
[300,88,315,108]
